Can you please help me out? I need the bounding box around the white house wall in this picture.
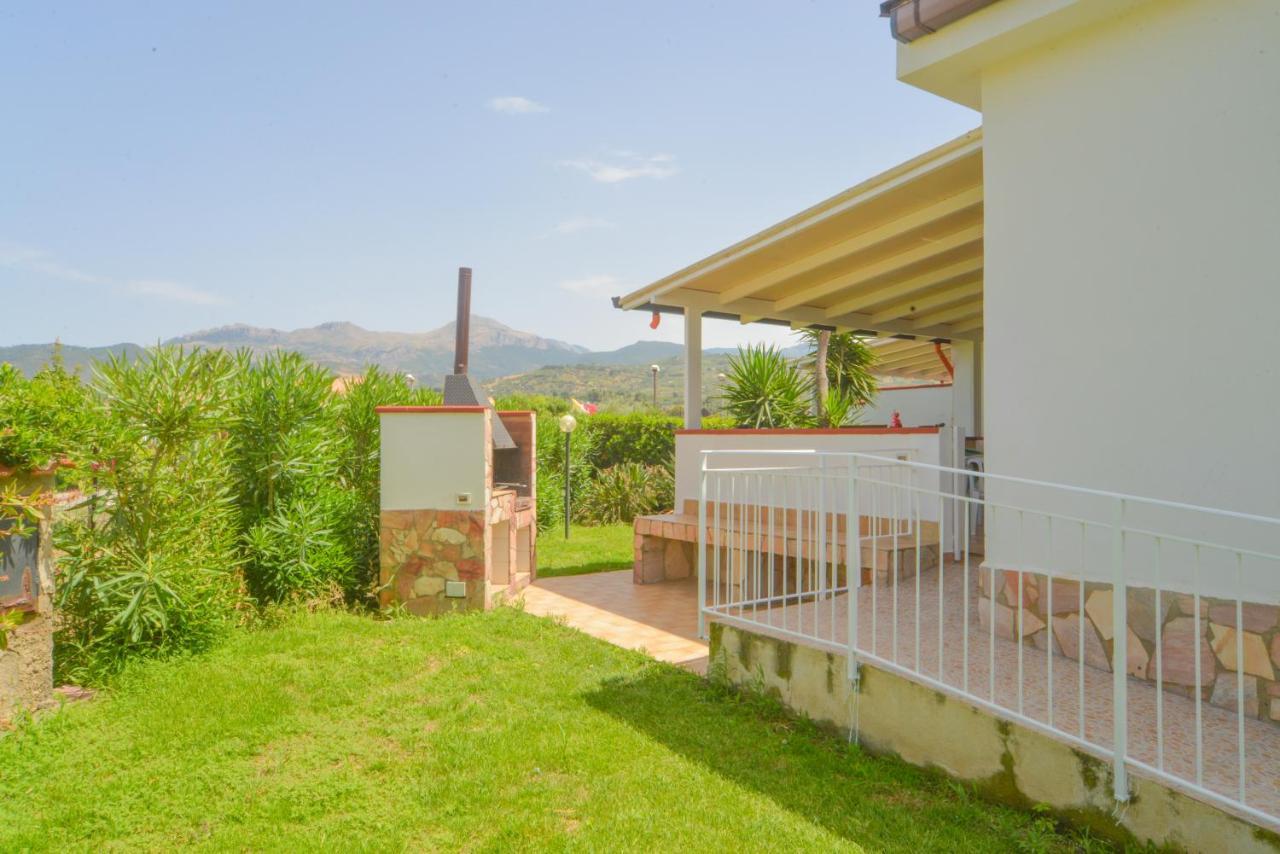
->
[979,0,1280,599]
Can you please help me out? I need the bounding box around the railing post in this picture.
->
[1111,496,1129,802]
[847,456,860,683]
[818,455,828,597]
[697,453,708,640]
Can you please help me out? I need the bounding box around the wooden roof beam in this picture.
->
[823,254,983,319]
[716,187,982,305]
[910,299,983,329]
[774,224,983,312]
[868,278,982,324]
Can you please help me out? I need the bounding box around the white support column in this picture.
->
[684,309,703,429]
[950,339,977,439]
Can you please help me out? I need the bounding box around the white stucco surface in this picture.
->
[380,411,488,511]
[863,385,953,428]
[977,0,1280,597]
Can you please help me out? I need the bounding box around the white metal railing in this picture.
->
[697,448,1280,831]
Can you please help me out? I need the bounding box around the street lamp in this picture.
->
[650,364,661,408]
[558,413,578,538]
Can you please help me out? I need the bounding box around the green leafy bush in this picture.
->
[581,413,681,470]
[0,359,92,471]
[579,462,674,525]
[492,393,570,416]
[534,414,595,533]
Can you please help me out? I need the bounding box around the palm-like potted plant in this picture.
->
[796,330,878,426]
[720,344,812,428]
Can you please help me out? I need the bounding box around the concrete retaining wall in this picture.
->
[708,622,1278,852]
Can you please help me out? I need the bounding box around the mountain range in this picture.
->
[1,317,765,385]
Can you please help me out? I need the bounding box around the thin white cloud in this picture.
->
[487,96,549,114]
[126,279,226,306]
[550,216,615,236]
[561,152,678,184]
[558,274,622,296]
[0,244,105,284]
[0,241,226,306]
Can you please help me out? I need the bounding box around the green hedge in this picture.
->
[578,412,734,471]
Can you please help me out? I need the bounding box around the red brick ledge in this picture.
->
[375,405,487,414]
[879,382,953,392]
[676,426,942,436]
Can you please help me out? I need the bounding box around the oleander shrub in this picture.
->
[47,345,443,680]
[54,347,245,683]
[242,487,361,604]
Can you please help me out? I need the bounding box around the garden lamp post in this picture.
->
[650,364,660,408]
[558,413,577,538]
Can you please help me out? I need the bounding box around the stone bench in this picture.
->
[634,499,940,585]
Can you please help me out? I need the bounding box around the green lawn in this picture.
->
[537,523,634,577]
[0,608,1106,852]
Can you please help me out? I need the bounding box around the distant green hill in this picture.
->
[487,353,738,413]
[0,343,145,377]
[2,321,812,414]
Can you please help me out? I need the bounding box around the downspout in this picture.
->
[934,341,955,380]
[879,0,1003,43]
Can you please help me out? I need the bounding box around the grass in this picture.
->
[537,523,634,578]
[0,607,1107,852]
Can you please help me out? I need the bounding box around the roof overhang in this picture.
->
[616,129,985,343]
[893,0,1159,109]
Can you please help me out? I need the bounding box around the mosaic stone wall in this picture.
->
[380,508,487,615]
[978,570,1280,722]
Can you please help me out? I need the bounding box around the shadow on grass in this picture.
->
[581,665,1080,851]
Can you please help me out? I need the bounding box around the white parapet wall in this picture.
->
[861,383,953,428]
[675,427,950,524]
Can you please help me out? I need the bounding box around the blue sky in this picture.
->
[1,1,976,351]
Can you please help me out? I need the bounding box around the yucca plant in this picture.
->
[720,344,812,429]
[579,462,673,525]
[821,387,865,428]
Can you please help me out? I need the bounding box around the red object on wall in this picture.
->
[891,411,903,428]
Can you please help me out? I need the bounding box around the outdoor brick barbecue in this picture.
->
[377,269,536,615]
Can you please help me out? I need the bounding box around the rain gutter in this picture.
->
[879,0,1003,43]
